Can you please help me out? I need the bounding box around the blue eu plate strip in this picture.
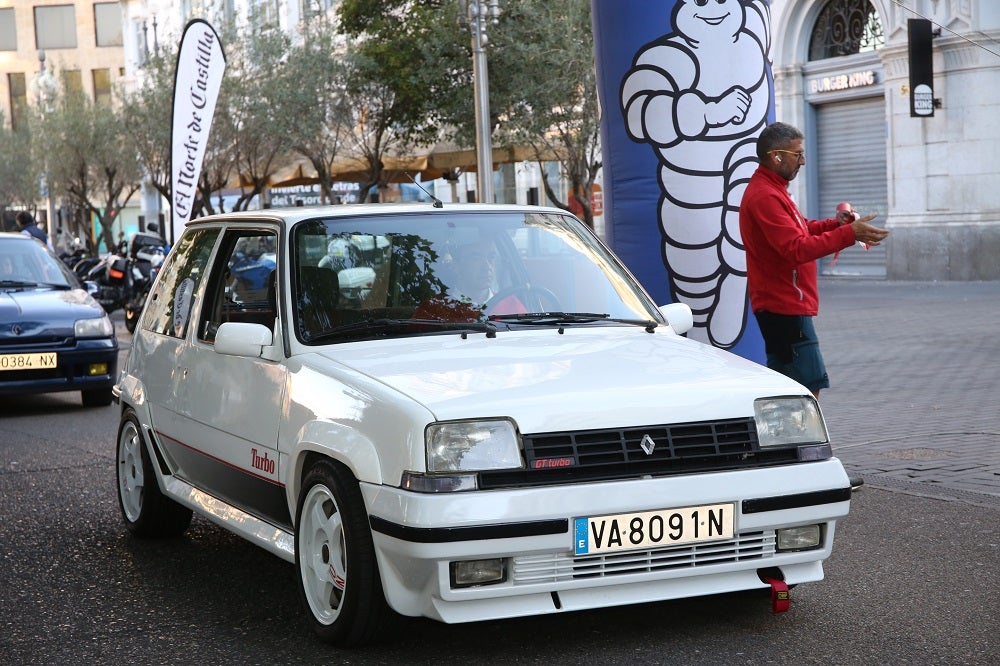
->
[574,517,589,555]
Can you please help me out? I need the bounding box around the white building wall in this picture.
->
[769,0,1000,280]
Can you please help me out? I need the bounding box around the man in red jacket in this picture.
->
[740,122,888,398]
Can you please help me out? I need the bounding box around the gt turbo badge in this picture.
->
[532,457,574,469]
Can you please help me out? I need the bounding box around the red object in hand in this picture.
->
[836,202,859,221]
[837,202,869,250]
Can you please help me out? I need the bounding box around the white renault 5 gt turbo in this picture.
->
[113,203,850,646]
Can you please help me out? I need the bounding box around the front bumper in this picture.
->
[0,339,118,397]
[363,459,851,623]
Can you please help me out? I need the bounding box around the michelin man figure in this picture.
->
[621,0,771,348]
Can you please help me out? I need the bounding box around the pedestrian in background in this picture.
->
[16,211,55,252]
[739,122,889,399]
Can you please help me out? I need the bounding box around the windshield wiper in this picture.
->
[0,280,43,289]
[489,312,659,333]
[0,280,72,290]
[307,317,498,343]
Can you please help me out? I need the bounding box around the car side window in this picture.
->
[141,228,220,338]
[199,230,278,344]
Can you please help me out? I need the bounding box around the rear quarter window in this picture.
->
[141,229,220,338]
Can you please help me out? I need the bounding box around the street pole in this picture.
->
[459,1,500,203]
[32,50,58,248]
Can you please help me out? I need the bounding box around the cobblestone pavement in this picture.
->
[814,280,999,508]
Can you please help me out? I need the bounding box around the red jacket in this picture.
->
[739,166,856,316]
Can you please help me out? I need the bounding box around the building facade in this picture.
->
[770,0,1000,280]
[0,0,125,127]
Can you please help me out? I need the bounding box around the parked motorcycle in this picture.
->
[59,237,88,270]
[80,242,130,314]
[81,231,166,332]
[123,232,166,333]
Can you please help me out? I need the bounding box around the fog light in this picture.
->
[88,363,108,376]
[797,443,832,461]
[776,524,822,551]
[450,559,506,588]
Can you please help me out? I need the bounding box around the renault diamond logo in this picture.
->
[640,434,656,456]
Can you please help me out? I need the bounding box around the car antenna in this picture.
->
[406,173,443,208]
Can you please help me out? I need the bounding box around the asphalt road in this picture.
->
[2,282,997,664]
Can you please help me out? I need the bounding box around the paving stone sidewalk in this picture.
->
[813,280,999,508]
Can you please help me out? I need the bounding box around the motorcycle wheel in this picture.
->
[125,306,139,334]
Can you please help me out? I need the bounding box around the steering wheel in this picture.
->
[485,285,561,314]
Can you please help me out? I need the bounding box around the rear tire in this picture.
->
[295,460,391,646]
[116,408,192,537]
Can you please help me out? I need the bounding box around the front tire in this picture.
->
[116,409,192,537]
[295,460,390,646]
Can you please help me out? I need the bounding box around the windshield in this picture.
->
[0,238,76,289]
[291,211,662,343]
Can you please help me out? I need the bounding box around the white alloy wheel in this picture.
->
[298,483,348,624]
[294,460,390,646]
[114,408,192,537]
[117,418,145,523]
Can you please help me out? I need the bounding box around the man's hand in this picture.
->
[850,214,890,246]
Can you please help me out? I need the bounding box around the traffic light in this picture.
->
[908,19,935,117]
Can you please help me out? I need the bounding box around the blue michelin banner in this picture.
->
[591,0,774,361]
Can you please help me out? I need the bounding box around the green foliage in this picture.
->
[334,0,602,224]
[284,19,354,203]
[10,0,603,226]
[121,51,177,202]
[35,86,142,250]
[491,0,602,225]
[0,113,38,217]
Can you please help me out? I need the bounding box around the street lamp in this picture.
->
[31,49,58,111]
[458,0,500,203]
[31,50,59,244]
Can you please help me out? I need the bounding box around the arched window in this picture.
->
[808,0,885,61]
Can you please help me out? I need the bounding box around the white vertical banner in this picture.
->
[170,19,226,244]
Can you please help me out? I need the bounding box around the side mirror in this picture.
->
[658,302,694,336]
[215,322,273,358]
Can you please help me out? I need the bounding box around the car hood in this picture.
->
[0,287,107,339]
[314,327,806,433]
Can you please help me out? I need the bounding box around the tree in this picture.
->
[121,51,176,211]
[492,0,602,228]
[222,19,299,211]
[284,15,354,204]
[337,0,469,200]
[0,113,39,231]
[35,88,142,252]
[334,0,602,224]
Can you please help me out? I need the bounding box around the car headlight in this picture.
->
[75,315,114,338]
[754,397,828,447]
[426,419,523,473]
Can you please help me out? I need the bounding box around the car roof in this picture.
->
[185,202,573,229]
[0,232,35,243]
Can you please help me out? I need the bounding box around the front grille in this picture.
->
[512,531,774,584]
[0,336,71,348]
[479,418,798,489]
[0,368,62,382]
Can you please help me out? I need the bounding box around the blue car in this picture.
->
[0,233,118,406]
